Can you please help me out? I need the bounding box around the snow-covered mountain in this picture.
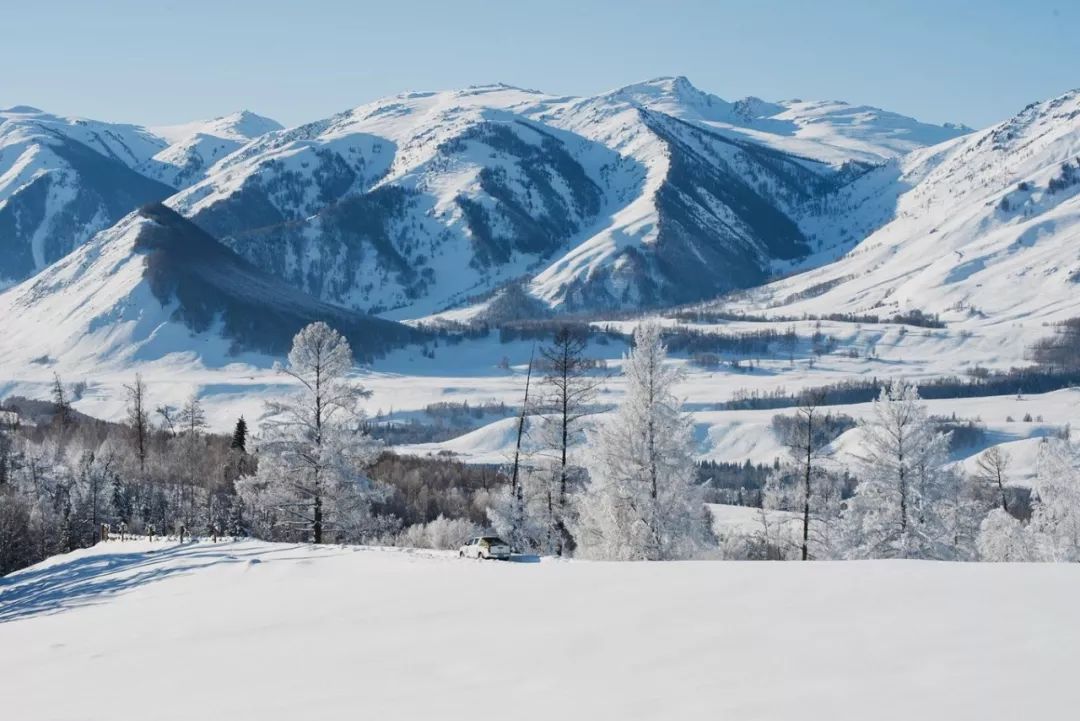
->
[0,106,282,287]
[144,111,283,188]
[0,203,421,369]
[0,106,174,285]
[608,76,971,165]
[0,79,983,320]
[159,78,966,317]
[720,89,1080,329]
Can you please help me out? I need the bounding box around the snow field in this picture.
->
[1,539,1077,721]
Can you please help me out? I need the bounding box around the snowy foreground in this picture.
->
[1,541,1077,721]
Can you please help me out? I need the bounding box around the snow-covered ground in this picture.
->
[1,539,1076,721]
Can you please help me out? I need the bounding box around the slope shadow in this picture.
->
[0,542,320,624]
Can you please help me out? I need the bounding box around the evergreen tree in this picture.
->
[51,373,73,432]
[230,416,248,453]
[574,322,709,561]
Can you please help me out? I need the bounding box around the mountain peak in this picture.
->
[606,75,734,122]
[1,105,44,115]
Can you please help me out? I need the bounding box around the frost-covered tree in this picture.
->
[977,508,1035,561]
[931,467,991,561]
[574,322,708,561]
[237,322,384,544]
[843,380,954,559]
[51,373,73,433]
[537,326,601,556]
[488,459,557,554]
[1026,438,1080,561]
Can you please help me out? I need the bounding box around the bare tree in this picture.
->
[975,446,1011,513]
[538,326,602,556]
[508,346,535,547]
[155,404,178,436]
[764,391,844,560]
[124,374,149,473]
[180,394,207,523]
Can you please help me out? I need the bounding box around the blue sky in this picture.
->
[2,0,1076,129]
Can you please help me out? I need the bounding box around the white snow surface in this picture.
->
[0,539,1076,721]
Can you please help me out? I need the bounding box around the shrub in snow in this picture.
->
[573,322,709,561]
[487,462,561,554]
[396,515,483,550]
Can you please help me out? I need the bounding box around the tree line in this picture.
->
[3,319,1080,574]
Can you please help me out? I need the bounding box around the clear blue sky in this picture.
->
[2,0,1076,129]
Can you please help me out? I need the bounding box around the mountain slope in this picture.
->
[0,204,422,368]
[719,89,1080,329]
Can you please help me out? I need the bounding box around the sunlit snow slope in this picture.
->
[725,90,1080,327]
[0,540,1076,721]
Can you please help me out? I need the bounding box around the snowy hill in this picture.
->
[1,539,1076,721]
[720,89,1080,328]
[0,204,421,369]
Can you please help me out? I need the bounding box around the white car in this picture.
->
[459,536,512,560]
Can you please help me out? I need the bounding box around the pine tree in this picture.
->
[238,322,383,544]
[51,373,73,432]
[574,322,708,561]
[230,416,248,453]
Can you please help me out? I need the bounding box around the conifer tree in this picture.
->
[574,322,708,560]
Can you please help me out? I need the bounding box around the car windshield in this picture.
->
[481,537,506,546]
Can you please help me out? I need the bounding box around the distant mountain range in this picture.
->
[1,77,1076,365]
[0,78,974,317]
